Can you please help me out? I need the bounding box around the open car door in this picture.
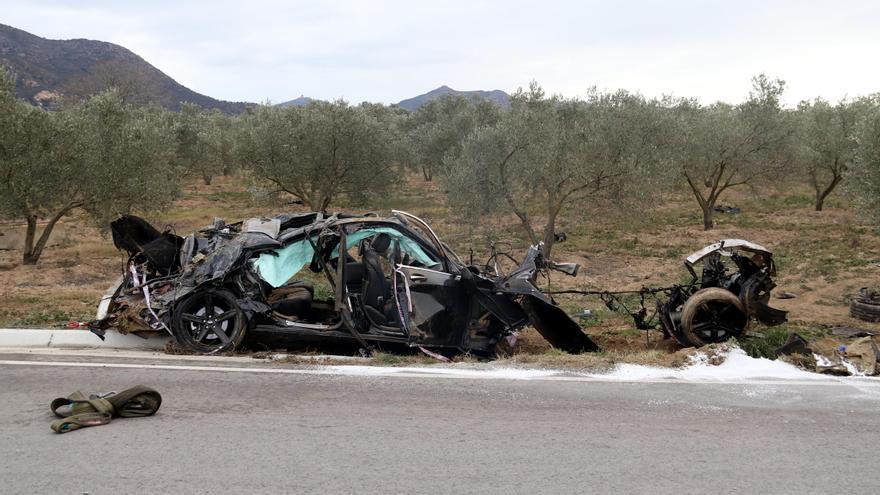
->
[393,262,469,349]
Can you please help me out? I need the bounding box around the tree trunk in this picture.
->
[702,202,715,231]
[541,206,561,260]
[21,204,80,265]
[513,212,539,248]
[814,174,842,212]
[22,215,38,265]
[421,165,432,182]
[319,194,332,214]
[202,174,213,186]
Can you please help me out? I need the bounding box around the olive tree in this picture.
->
[671,75,794,230]
[173,103,216,185]
[0,74,178,264]
[0,70,55,264]
[848,101,880,222]
[358,102,413,170]
[209,111,238,177]
[797,98,866,211]
[444,83,667,258]
[239,100,396,211]
[408,95,501,181]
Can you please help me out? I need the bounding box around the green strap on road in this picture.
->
[50,385,162,433]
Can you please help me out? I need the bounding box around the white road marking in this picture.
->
[1,358,879,387]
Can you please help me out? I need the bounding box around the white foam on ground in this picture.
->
[586,347,829,382]
[324,365,559,380]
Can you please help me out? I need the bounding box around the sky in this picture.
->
[2,0,879,106]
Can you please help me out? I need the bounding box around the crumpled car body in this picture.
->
[658,239,788,347]
[92,210,599,355]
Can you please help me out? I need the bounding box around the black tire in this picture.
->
[680,288,749,347]
[850,299,880,322]
[172,288,247,353]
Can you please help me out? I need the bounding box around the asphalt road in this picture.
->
[1,353,879,494]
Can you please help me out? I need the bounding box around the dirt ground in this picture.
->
[1,174,878,364]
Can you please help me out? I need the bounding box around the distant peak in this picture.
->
[397,85,511,111]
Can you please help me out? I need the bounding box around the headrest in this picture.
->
[370,233,392,253]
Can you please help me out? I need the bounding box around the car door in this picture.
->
[394,263,469,348]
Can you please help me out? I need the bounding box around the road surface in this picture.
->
[0,351,878,494]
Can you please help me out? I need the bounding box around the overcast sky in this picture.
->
[2,0,878,105]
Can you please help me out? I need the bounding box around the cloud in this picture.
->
[1,0,878,104]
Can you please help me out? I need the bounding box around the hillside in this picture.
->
[397,85,510,110]
[277,96,314,107]
[0,23,251,113]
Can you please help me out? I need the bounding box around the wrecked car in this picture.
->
[657,239,788,347]
[91,211,599,355]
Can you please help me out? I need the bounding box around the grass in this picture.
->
[3,308,77,327]
[737,323,833,359]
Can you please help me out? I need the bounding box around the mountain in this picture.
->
[397,85,510,111]
[0,23,251,114]
[276,96,314,107]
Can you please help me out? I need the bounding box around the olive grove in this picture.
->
[443,83,671,258]
[669,75,795,230]
[237,100,397,212]
[5,61,880,265]
[0,71,179,264]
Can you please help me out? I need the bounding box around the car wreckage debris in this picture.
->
[775,332,880,376]
[92,211,599,355]
[552,239,789,348]
[93,213,790,354]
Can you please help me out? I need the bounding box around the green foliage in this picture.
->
[847,100,880,223]
[5,59,880,266]
[407,95,501,181]
[444,82,669,257]
[737,326,793,359]
[238,100,398,211]
[0,65,180,264]
[796,97,867,211]
[669,75,796,230]
[64,91,180,225]
[172,103,238,185]
[738,325,832,359]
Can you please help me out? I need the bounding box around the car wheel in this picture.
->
[850,299,880,322]
[680,288,748,347]
[172,288,246,353]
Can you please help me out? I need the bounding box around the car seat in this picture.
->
[362,233,393,324]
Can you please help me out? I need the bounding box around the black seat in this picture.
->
[345,262,365,292]
[362,234,392,324]
[268,280,314,317]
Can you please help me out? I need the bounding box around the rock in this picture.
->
[843,336,880,376]
[776,291,797,299]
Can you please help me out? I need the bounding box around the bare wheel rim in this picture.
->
[690,300,746,342]
[179,292,239,349]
